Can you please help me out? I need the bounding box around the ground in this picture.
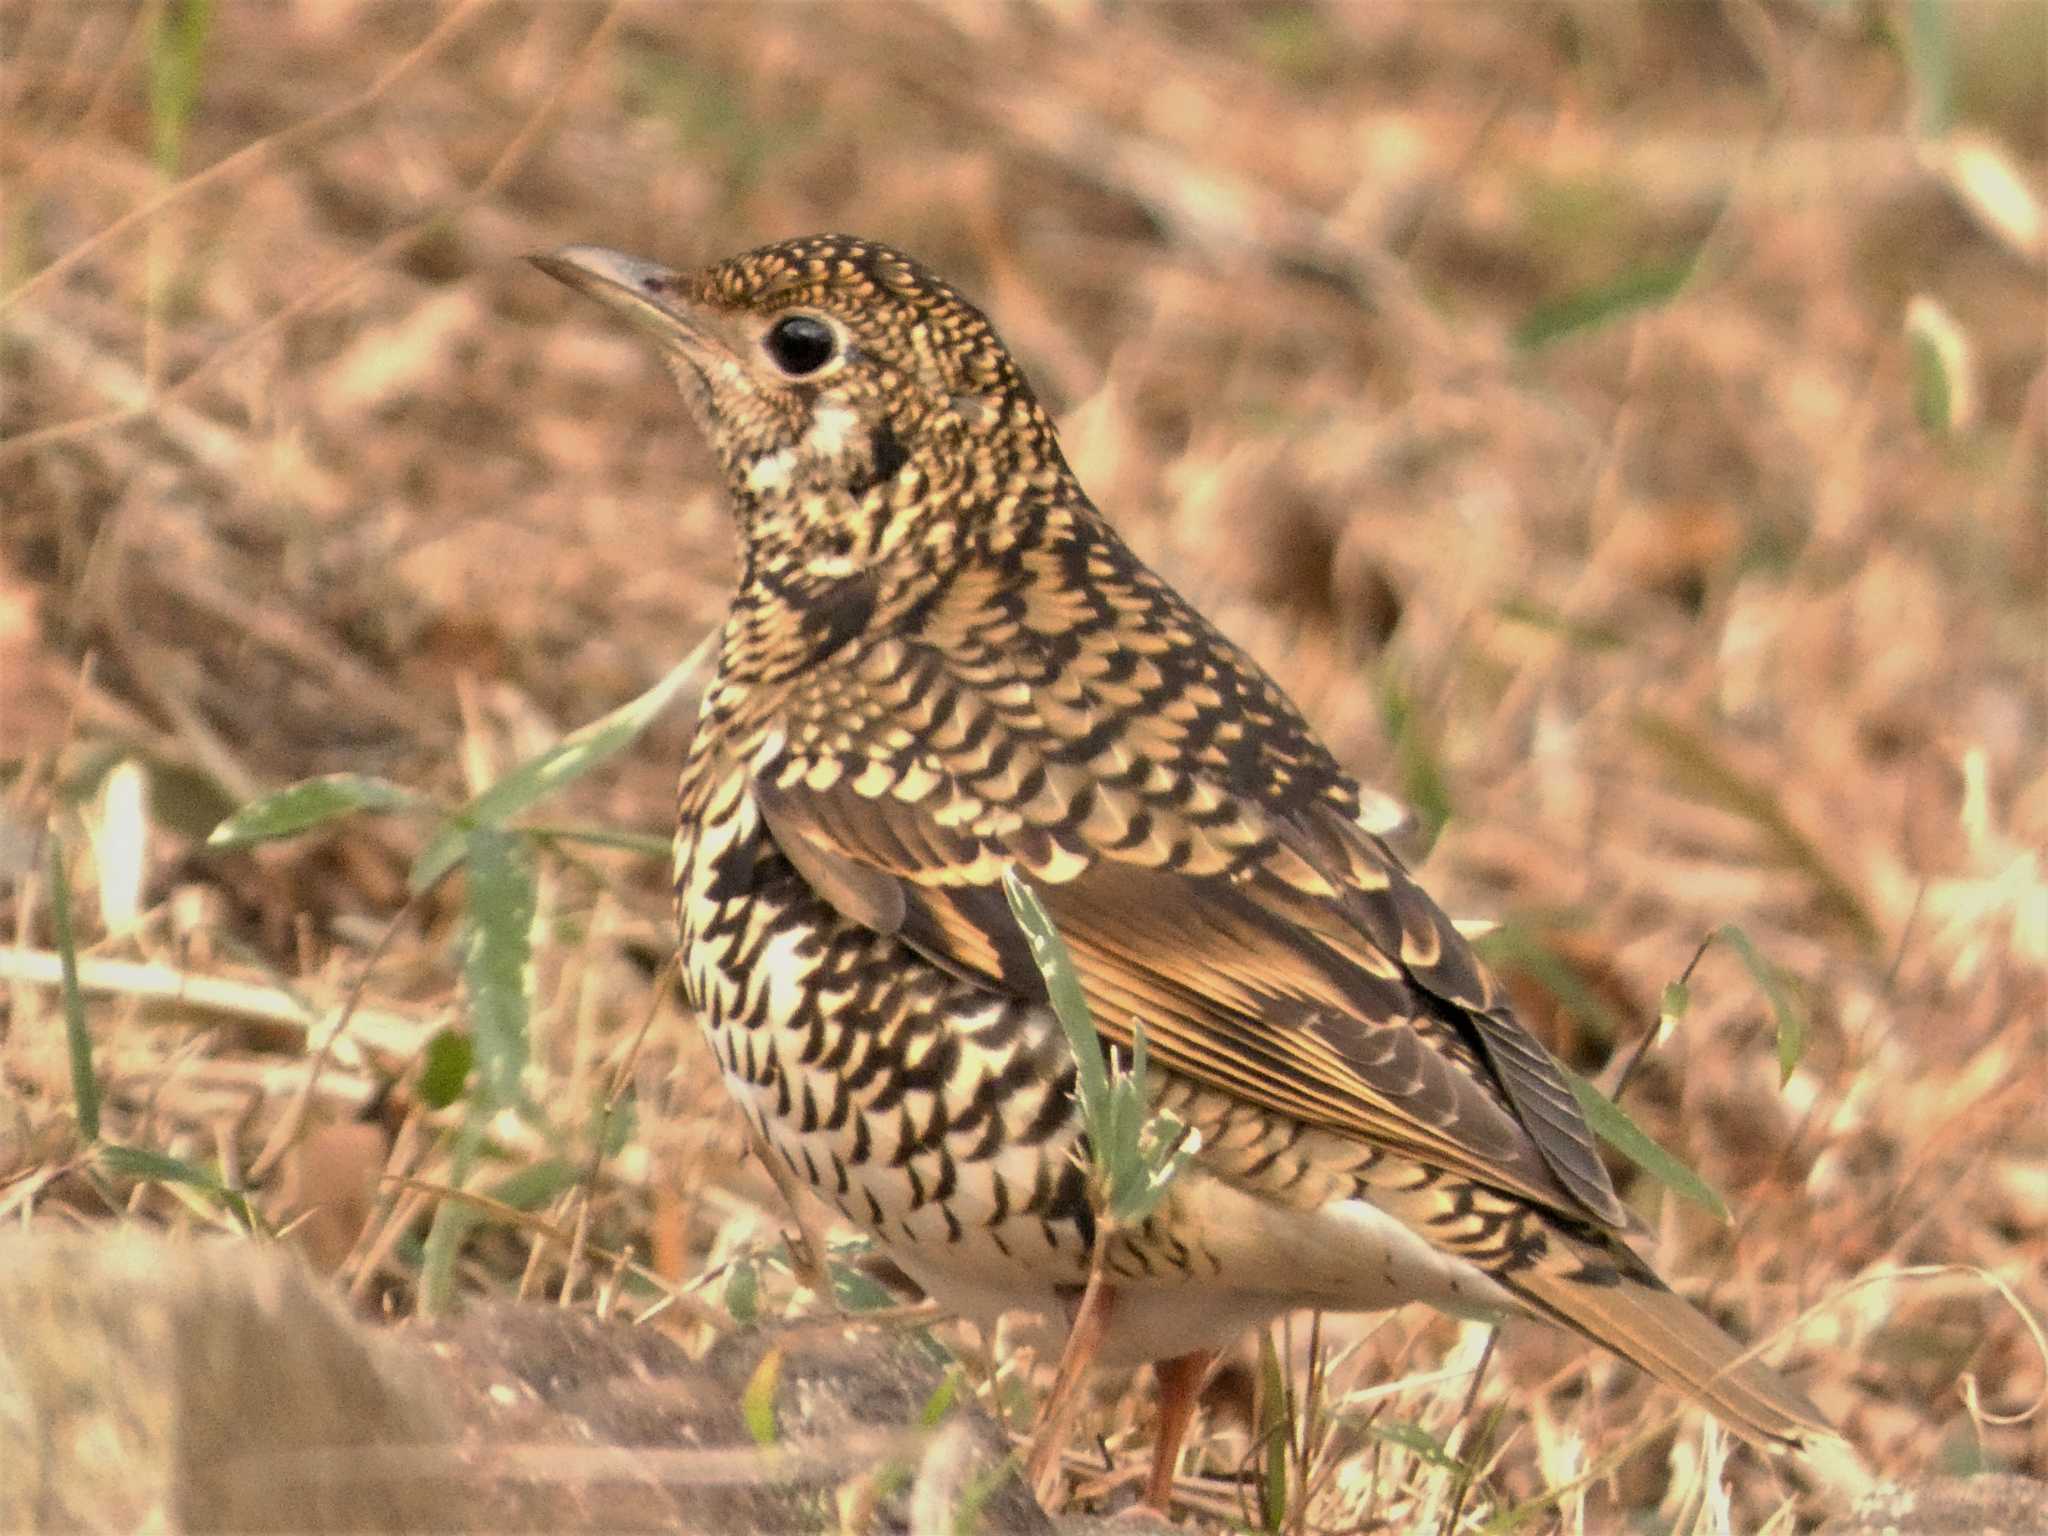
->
[1,3,2044,1532]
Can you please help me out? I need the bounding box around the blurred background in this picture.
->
[2,1,2043,1528]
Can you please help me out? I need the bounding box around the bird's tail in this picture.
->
[1505,1234,1834,1454]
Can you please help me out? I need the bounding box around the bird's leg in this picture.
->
[1139,1347,1217,1514]
[1025,1255,1119,1509]
[742,1118,838,1308]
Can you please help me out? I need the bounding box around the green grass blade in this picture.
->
[1716,922,1808,1084]
[99,1142,255,1227]
[520,824,673,859]
[1564,1069,1729,1224]
[742,1344,783,1446]
[918,1369,961,1428]
[461,826,535,1109]
[1365,1419,1466,1470]
[1512,256,1695,351]
[1001,867,1109,1122]
[419,1027,474,1110]
[1374,668,1453,851]
[484,1158,582,1211]
[418,1166,481,1317]
[46,831,99,1142]
[1905,0,1953,138]
[207,773,424,848]
[409,635,712,892]
[149,0,215,177]
[1256,1331,1290,1532]
[724,1257,760,1324]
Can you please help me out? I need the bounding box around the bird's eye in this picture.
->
[764,314,837,377]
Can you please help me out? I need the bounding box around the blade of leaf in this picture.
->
[918,1370,961,1428]
[419,1027,474,1110]
[409,632,713,891]
[99,1142,255,1227]
[725,1258,760,1325]
[742,1344,783,1446]
[521,824,673,859]
[461,827,535,1111]
[207,774,424,849]
[827,1260,895,1314]
[1375,667,1453,852]
[100,1142,217,1187]
[1512,256,1696,351]
[1366,1419,1466,1471]
[1717,922,1808,1084]
[46,831,99,1142]
[1564,1068,1728,1223]
[148,0,215,175]
[1257,1331,1290,1533]
[1001,867,1109,1123]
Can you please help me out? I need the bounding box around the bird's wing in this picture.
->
[748,630,1627,1230]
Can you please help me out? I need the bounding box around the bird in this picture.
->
[530,234,1833,1514]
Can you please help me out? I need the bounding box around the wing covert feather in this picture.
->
[750,687,1626,1228]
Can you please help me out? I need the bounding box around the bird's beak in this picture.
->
[527,245,710,346]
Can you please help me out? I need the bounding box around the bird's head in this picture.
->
[531,235,1068,587]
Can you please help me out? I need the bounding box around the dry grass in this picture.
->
[2,2,2044,1530]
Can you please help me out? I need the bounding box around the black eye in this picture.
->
[764,314,837,376]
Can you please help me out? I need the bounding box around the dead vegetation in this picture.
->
[2,2,2044,1530]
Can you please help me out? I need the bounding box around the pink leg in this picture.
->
[1140,1348,1216,1513]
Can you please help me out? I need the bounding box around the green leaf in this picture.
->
[827,1259,895,1313]
[99,1142,255,1226]
[1909,327,1954,434]
[1001,868,1109,1124]
[100,1142,212,1186]
[1495,596,1628,653]
[1716,922,1808,1085]
[419,1028,474,1109]
[1513,257,1695,351]
[409,637,711,891]
[592,1088,637,1159]
[1364,1419,1465,1470]
[1113,1085,1198,1226]
[1256,1332,1290,1533]
[918,1369,961,1428]
[1659,979,1691,1025]
[149,0,214,176]
[207,774,423,848]
[1375,668,1452,853]
[1563,1069,1729,1224]
[741,1344,782,1446]
[725,1258,760,1325]
[1904,0,1953,138]
[522,824,673,860]
[1905,295,1974,438]
[419,1183,481,1317]
[46,831,98,1142]
[1002,868,1199,1225]
[461,827,535,1111]
[484,1158,582,1211]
